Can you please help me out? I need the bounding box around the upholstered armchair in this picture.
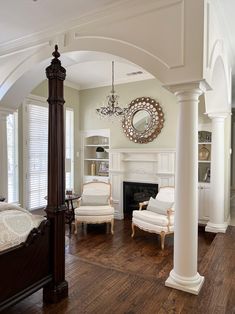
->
[131,186,175,250]
[74,182,114,235]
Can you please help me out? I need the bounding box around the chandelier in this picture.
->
[96,61,128,119]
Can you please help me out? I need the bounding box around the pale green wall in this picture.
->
[80,79,178,148]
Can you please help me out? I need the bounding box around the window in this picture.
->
[7,112,19,203]
[24,99,74,210]
[26,103,48,210]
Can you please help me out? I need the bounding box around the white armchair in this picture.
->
[131,186,175,250]
[74,182,114,235]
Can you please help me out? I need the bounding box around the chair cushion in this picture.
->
[75,205,114,216]
[147,197,174,215]
[80,194,109,206]
[133,210,174,226]
[156,187,174,203]
[133,217,174,233]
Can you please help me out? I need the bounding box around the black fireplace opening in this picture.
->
[123,181,158,219]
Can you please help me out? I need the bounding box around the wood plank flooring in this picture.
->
[2,220,235,314]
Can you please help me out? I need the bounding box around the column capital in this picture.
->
[164,80,211,97]
[208,112,230,120]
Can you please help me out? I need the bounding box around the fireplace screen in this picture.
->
[123,181,158,218]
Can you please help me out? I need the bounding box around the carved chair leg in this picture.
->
[160,231,166,250]
[110,219,114,235]
[131,222,135,237]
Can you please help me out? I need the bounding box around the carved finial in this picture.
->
[52,45,60,59]
[46,45,66,81]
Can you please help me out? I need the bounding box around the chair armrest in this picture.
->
[76,197,82,207]
[167,208,174,216]
[139,201,149,210]
[109,197,113,206]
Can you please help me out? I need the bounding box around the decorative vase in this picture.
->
[91,162,96,176]
[199,145,210,160]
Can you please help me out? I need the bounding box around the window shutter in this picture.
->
[26,104,48,210]
[25,102,74,210]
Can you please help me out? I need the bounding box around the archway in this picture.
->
[0,36,169,109]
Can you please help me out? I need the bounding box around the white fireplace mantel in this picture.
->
[108,148,176,219]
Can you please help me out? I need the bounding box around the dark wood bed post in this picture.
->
[43,45,68,303]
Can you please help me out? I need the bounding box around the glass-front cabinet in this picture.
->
[81,129,110,184]
[198,129,212,224]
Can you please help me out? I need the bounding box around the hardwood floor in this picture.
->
[3,220,235,314]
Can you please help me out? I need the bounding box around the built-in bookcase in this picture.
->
[81,129,110,184]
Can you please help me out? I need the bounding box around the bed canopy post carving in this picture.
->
[43,45,68,303]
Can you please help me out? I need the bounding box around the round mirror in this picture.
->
[132,110,151,132]
[122,97,164,144]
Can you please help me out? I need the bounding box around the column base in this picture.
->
[43,280,68,303]
[205,221,228,233]
[165,270,204,295]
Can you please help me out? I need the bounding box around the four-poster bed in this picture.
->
[0,46,68,311]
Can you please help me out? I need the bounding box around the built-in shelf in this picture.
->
[198,129,211,223]
[82,129,110,184]
[85,175,109,180]
[84,158,109,161]
[198,142,211,145]
[85,144,109,147]
[198,181,211,185]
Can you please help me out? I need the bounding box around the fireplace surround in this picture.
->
[123,181,158,218]
[108,148,175,219]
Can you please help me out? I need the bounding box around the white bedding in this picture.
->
[0,202,45,252]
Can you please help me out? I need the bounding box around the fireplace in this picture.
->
[123,181,158,218]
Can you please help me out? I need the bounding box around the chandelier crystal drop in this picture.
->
[96,61,128,119]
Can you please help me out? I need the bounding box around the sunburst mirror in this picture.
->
[122,97,164,144]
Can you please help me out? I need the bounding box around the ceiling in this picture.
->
[1,0,152,90]
[1,0,235,91]
[215,0,235,59]
[64,52,153,90]
[0,0,119,44]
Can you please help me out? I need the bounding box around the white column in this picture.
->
[165,81,208,295]
[205,113,228,233]
[0,108,12,201]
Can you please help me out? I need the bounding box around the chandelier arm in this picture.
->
[96,60,127,119]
